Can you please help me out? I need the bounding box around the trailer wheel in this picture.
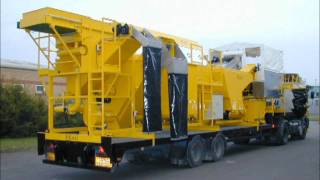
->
[126,150,143,164]
[204,134,226,162]
[295,118,308,140]
[276,120,289,145]
[186,135,205,167]
[262,136,271,145]
[304,117,309,129]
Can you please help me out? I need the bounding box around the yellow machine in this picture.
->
[18,7,309,169]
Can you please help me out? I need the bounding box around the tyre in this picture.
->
[186,135,205,167]
[170,141,188,166]
[296,118,308,140]
[262,135,271,145]
[276,120,289,145]
[126,150,143,164]
[304,117,309,129]
[204,134,226,162]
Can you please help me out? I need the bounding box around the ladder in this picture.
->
[88,71,105,134]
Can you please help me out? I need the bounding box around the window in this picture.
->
[310,91,315,99]
[35,85,45,94]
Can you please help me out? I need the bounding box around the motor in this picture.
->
[116,23,129,36]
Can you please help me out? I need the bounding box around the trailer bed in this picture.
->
[110,124,272,145]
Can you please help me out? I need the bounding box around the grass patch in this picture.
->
[0,137,36,153]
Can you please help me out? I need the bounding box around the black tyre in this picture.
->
[296,118,308,140]
[204,134,226,162]
[262,135,271,145]
[186,135,205,167]
[126,151,143,164]
[276,120,289,145]
[304,117,309,129]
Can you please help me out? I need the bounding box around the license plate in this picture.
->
[47,152,55,161]
[95,156,112,168]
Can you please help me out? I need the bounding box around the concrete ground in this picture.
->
[1,121,319,180]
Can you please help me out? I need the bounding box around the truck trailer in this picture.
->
[18,7,309,170]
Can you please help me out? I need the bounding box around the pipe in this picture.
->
[58,46,87,56]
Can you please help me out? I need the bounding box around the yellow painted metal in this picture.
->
[45,133,102,143]
[282,73,305,90]
[19,7,291,144]
[134,26,202,50]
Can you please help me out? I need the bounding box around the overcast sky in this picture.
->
[1,0,319,85]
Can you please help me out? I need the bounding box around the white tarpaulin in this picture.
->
[214,43,284,96]
[214,42,283,73]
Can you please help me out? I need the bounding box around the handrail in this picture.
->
[26,31,55,69]
[50,24,81,67]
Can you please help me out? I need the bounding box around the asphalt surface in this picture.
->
[1,121,319,180]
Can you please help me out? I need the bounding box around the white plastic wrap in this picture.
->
[214,43,284,76]
[214,43,284,97]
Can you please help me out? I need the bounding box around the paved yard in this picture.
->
[1,121,319,180]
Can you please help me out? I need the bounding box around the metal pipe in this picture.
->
[58,46,86,56]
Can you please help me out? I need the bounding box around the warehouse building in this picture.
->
[308,85,320,120]
[0,58,65,96]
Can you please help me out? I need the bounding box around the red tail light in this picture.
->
[99,146,105,154]
[48,143,55,152]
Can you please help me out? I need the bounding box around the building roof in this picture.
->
[309,86,320,91]
[0,58,45,71]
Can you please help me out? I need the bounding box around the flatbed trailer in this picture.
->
[19,7,309,171]
[37,123,280,171]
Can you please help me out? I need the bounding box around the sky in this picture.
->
[1,0,319,85]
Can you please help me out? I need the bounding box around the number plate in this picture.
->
[65,134,78,141]
[95,156,112,168]
[47,152,55,161]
